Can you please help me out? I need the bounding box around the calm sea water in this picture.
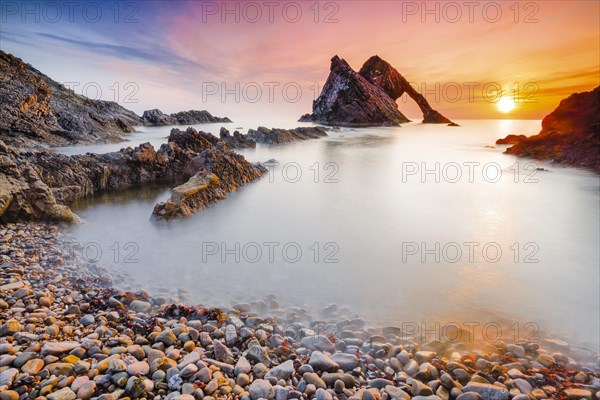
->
[59,119,600,351]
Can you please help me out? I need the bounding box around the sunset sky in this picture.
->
[1,0,598,120]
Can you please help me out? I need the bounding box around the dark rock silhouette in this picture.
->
[300,55,454,126]
[359,55,453,124]
[496,86,600,173]
[219,126,327,149]
[496,134,528,145]
[247,126,328,144]
[142,109,231,126]
[299,56,410,126]
[220,127,257,149]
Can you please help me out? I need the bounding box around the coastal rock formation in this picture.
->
[496,86,600,172]
[152,147,266,219]
[142,109,231,126]
[151,126,328,218]
[152,172,226,219]
[0,128,265,222]
[0,141,81,223]
[0,50,142,148]
[220,126,328,149]
[358,55,454,124]
[495,134,528,145]
[247,126,328,144]
[300,55,454,126]
[220,127,257,149]
[299,56,410,126]
[141,109,176,125]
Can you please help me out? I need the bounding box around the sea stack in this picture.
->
[299,56,410,127]
[359,55,453,124]
[300,55,454,126]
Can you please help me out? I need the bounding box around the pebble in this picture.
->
[538,354,556,367]
[0,391,19,400]
[564,389,592,400]
[130,299,152,313]
[309,351,340,372]
[506,344,526,358]
[266,359,295,380]
[235,356,252,375]
[304,372,327,389]
[412,379,433,396]
[249,379,275,400]
[463,382,509,400]
[80,314,95,326]
[0,320,23,336]
[47,387,77,400]
[331,352,360,371]
[514,378,533,394]
[300,335,336,352]
[127,360,150,376]
[0,368,18,386]
[21,358,44,374]
[457,393,483,400]
[316,387,333,400]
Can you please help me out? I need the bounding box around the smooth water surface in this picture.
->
[60,119,600,350]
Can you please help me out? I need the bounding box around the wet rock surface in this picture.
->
[358,56,453,125]
[219,126,327,149]
[496,86,600,173]
[0,127,265,223]
[142,109,231,126]
[151,147,266,220]
[0,50,142,149]
[300,55,454,127]
[0,222,599,399]
[299,56,410,127]
[247,127,328,145]
[220,128,257,149]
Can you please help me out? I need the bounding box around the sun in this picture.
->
[497,96,516,113]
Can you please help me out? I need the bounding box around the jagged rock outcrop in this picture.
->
[142,109,231,126]
[0,141,81,223]
[247,126,328,144]
[300,55,455,126]
[152,146,266,220]
[152,172,226,219]
[496,86,600,173]
[220,127,257,149]
[495,134,528,145]
[0,50,142,148]
[141,109,176,125]
[299,56,410,127]
[0,128,266,222]
[358,56,453,124]
[220,126,328,149]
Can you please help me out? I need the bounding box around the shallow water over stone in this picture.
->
[61,119,600,351]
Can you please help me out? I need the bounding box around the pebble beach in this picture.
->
[1,223,598,400]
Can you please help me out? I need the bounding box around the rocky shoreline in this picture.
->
[1,222,599,400]
[496,86,599,173]
[0,51,141,149]
[0,128,266,223]
[0,50,233,150]
[0,123,332,223]
[141,110,231,127]
[220,127,328,149]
